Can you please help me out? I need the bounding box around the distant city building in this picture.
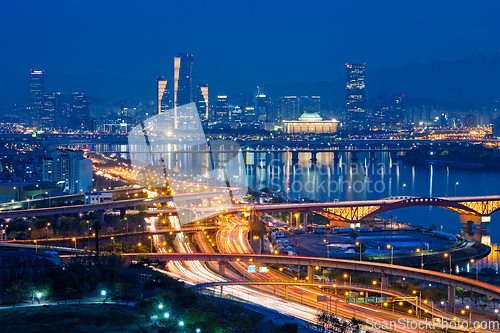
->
[42,150,92,194]
[283,111,338,134]
[84,191,112,204]
[231,105,244,122]
[493,117,500,138]
[394,94,405,126]
[196,84,209,121]
[156,77,170,114]
[255,93,269,122]
[173,53,194,129]
[278,96,300,121]
[39,93,56,129]
[72,92,89,118]
[346,63,365,130]
[30,69,44,125]
[463,114,478,127]
[244,107,256,122]
[215,95,229,122]
[299,96,321,114]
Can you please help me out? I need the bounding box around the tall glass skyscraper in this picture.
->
[196,84,209,121]
[346,63,365,128]
[40,93,56,129]
[173,54,194,129]
[215,95,229,122]
[30,69,44,124]
[156,77,170,114]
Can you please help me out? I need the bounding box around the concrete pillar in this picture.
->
[296,213,299,229]
[291,151,299,165]
[55,215,61,230]
[448,285,455,313]
[289,212,293,227]
[310,152,317,164]
[220,285,224,297]
[304,213,308,228]
[119,208,127,220]
[370,152,376,161]
[307,266,314,281]
[459,214,489,227]
[381,274,389,290]
[218,262,226,276]
[351,152,358,162]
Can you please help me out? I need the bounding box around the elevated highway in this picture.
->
[121,252,500,309]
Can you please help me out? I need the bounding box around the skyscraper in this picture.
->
[215,95,229,122]
[346,63,365,129]
[255,93,269,122]
[72,92,89,118]
[394,94,405,126]
[156,77,170,114]
[39,93,56,129]
[196,84,209,121]
[30,70,44,124]
[278,96,300,121]
[173,54,194,128]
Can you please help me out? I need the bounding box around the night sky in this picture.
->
[0,0,498,102]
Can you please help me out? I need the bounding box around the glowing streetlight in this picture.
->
[387,244,393,265]
[444,253,452,274]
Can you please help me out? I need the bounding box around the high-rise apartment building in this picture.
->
[346,63,365,128]
[42,150,92,194]
[30,70,44,124]
[196,84,209,121]
[394,94,405,126]
[215,95,229,122]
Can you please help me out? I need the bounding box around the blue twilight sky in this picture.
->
[0,0,498,102]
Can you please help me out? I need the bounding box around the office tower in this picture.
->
[54,92,65,119]
[72,92,89,118]
[173,54,194,128]
[30,70,44,124]
[374,97,388,120]
[215,95,229,122]
[244,107,256,122]
[39,93,56,129]
[196,84,209,121]
[300,96,321,114]
[278,96,300,121]
[231,106,244,122]
[255,93,269,122]
[346,63,365,128]
[156,77,170,114]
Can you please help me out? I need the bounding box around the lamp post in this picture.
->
[387,244,393,265]
[72,237,77,256]
[149,235,153,253]
[413,290,422,318]
[455,182,459,197]
[111,237,115,253]
[343,273,351,285]
[124,217,128,234]
[402,183,406,196]
[34,239,37,253]
[46,223,50,241]
[444,253,452,274]
[470,259,478,281]
[355,241,362,261]
[416,248,424,269]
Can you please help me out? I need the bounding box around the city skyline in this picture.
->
[0,1,498,105]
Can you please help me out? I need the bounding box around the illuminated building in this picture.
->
[71,92,94,131]
[394,94,405,126]
[231,105,244,122]
[346,63,365,129]
[278,96,300,121]
[244,107,256,122]
[283,111,338,134]
[215,95,229,122]
[39,93,56,129]
[255,93,269,122]
[30,69,44,125]
[173,53,194,129]
[156,77,170,114]
[196,84,209,121]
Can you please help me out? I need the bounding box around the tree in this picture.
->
[354,244,366,254]
[279,322,299,333]
[349,231,359,243]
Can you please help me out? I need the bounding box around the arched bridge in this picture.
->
[249,195,500,224]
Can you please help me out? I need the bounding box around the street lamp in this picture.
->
[416,248,423,269]
[179,321,184,327]
[470,259,478,281]
[402,183,406,196]
[101,290,107,303]
[149,235,153,253]
[444,253,452,274]
[343,273,351,285]
[34,239,37,253]
[355,241,362,261]
[46,223,50,241]
[72,238,77,255]
[455,182,459,197]
[387,244,393,265]
[413,290,422,318]
[36,292,42,304]
[111,237,115,253]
